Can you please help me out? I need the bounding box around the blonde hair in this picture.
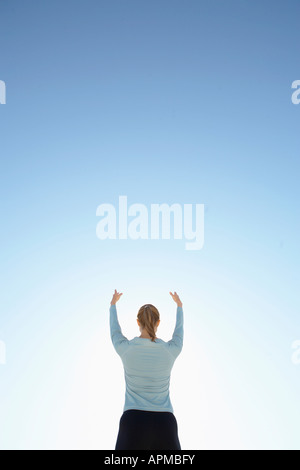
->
[137,304,160,342]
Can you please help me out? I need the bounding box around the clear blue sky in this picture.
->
[0,0,299,450]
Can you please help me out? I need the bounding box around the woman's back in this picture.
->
[109,304,184,413]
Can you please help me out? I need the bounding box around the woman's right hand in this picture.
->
[169,291,183,307]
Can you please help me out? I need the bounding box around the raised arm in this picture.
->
[109,289,129,357]
[167,291,184,358]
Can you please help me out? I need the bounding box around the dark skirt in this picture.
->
[115,409,181,450]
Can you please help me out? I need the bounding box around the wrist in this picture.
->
[177,303,183,308]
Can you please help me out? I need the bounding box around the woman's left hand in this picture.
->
[110,289,123,305]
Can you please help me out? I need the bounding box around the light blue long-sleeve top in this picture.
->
[109,303,184,413]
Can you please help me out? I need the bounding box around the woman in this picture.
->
[109,289,184,450]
